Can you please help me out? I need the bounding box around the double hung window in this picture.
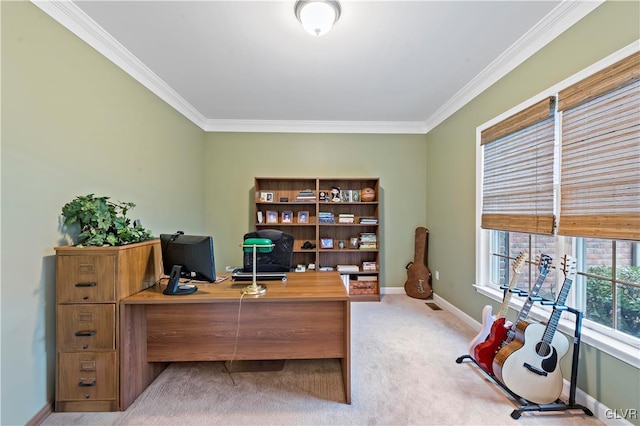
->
[477,48,640,363]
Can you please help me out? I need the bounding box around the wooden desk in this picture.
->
[119,272,351,408]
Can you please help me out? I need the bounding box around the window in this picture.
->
[477,46,640,366]
[577,238,640,339]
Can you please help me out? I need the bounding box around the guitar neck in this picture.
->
[497,272,521,319]
[504,256,551,342]
[413,228,428,264]
[516,270,548,323]
[542,277,573,345]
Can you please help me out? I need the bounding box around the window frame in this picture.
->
[475,41,640,369]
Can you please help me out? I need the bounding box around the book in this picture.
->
[318,212,335,223]
[357,275,378,281]
[336,264,359,272]
[359,217,378,224]
[362,261,378,270]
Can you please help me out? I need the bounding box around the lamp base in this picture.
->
[242,283,267,295]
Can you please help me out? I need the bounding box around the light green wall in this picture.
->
[1,2,205,424]
[203,132,428,288]
[425,1,640,422]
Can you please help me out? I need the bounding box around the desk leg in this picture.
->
[342,300,351,404]
[119,304,168,410]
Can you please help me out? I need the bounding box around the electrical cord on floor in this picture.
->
[223,292,246,386]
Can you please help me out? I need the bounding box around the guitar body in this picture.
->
[470,253,528,366]
[493,320,527,385]
[494,255,576,404]
[473,317,511,374]
[404,227,433,299]
[494,321,569,404]
[468,305,495,355]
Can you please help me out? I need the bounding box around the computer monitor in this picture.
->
[160,232,216,295]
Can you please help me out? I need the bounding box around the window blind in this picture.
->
[481,98,556,234]
[558,74,640,240]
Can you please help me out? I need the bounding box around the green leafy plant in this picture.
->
[61,194,154,247]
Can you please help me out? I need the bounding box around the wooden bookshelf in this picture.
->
[254,177,380,301]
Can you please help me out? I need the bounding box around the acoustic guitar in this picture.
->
[493,255,576,404]
[493,254,552,384]
[404,227,433,299]
[471,253,528,373]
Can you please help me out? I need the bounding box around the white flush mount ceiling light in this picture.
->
[294,0,341,36]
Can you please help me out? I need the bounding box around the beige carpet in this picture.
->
[42,295,603,425]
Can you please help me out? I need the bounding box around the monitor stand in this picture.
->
[163,265,197,295]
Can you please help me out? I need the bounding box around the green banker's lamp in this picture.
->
[241,238,274,295]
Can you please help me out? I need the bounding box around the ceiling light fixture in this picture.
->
[294,0,341,37]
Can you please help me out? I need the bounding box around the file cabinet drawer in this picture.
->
[56,255,116,303]
[57,304,115,351]
[57,351,116,401]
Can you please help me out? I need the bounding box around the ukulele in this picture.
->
[493,255,576,404]
[404,227,433,299]
[493,254,552,383]
[471,253,528,373]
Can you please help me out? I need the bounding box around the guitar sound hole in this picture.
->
[535,341,551,357]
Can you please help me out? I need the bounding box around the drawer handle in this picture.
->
[75,330,96,337]
[78,380,96,387]
[75,282,96,287]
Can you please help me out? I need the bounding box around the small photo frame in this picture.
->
[260,192,274,202]
[281,211,293,223]
[331,186,341,202]
[266,210,278,223]
[350,237,359,248]
[298,211,309,223]
[320,238,334,249]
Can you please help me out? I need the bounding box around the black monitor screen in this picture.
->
[160,232,216,282]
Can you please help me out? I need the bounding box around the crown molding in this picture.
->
[31,0,208,129]
[203,119,428,134]
[32,0,603,135]
[423,0,605,133]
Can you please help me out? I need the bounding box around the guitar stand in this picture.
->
[456,299,593,420]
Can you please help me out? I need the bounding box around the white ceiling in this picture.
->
[34,1,603,133]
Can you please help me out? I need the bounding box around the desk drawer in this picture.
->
[57,304,115,351]
[56,255,116,303]
[57,351,116,401]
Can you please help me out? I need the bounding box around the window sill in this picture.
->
[474,284,640,369]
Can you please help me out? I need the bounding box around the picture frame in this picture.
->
[331,186,341,202]
[281,211,293,223]
[257,211,263,224]
[320,238,334,249]
[298,211,309,223]
[260,192,274,202]
[266,210,278,223]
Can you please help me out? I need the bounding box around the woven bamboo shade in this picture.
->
[558,75,640,240]
[481,111,555,235]
[481,97,555,145]
[558,51,640,112]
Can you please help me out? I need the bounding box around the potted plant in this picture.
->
[61,194,154,247]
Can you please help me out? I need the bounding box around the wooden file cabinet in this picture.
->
[54,240,161,412]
